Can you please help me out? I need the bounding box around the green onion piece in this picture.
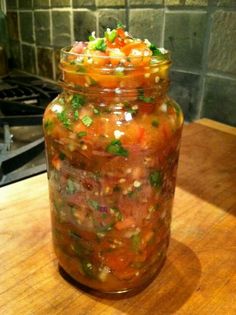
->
[106,139,128,157]
[77,131,87,138]
[89,35,95,41]
[81,115,93,127]
[94,38,107,52]
[107,29,117,42]
[74,110,79,120]
[93,108,100,115]
[149,170,163,189]
[131,233,141,252]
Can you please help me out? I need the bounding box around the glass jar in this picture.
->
[43,48,183,295]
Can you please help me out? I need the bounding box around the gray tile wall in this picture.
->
[6,0,236,126]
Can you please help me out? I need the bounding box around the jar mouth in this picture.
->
[60,46,171,68]
[59,46,171,92]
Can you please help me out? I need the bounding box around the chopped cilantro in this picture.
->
[125,105,137,115]
[57,111,71,129]
[110,207,123,221]
[77,131,87,138]
[101,213,108,219]
[149,44,162,56]
[93,171,101,180]
[71,94,86,109]
[59,152,66,160]
[76,65,86,73]
[173,102,181,116]
[81,115,93,127]
[152,120,159,127]
[44,119,54,131]
[88,199,99,210]
[106,139,128,157]
[117,21,124,29]
[149,170,163,189]
[113,185,121,192]
[138,89,154,103]
[138,95,154,103]
[87,76,97,86]
[94,38,107,52]
[66,179,76,195]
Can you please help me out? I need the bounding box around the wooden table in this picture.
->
[1,119,236,315]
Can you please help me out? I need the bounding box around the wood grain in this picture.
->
[0,120,236,315]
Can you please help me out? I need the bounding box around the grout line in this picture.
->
[171,67,201,75]
[48,0,54,79]
[1,0,6,14]
[32,8,38,76]
[96,9,99,37]
[125,0,129,31]
[69,8,91,12]
[70,0,74,42]
[49,0,53,46]
[20,41,36,46]
[161,6,166,47]
[50,7,73,11]
[207,71,236,81]
[16,0,23,70]
[164,9,207,14]
[196,5,214,119]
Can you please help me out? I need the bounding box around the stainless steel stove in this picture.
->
[0,72,61,186]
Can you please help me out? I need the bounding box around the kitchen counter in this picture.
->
[0,119,236,315]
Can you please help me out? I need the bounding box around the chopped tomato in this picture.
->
[115,216,136,230]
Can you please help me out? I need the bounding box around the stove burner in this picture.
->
[0,72,61,186]
[0,124,45,186]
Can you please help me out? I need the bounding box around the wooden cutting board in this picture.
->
[0,119,236,315]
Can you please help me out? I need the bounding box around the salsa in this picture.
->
[43,24,183,294]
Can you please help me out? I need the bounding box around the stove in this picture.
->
[0,72,61,187]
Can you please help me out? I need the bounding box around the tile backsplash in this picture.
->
[5,0,236,126]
